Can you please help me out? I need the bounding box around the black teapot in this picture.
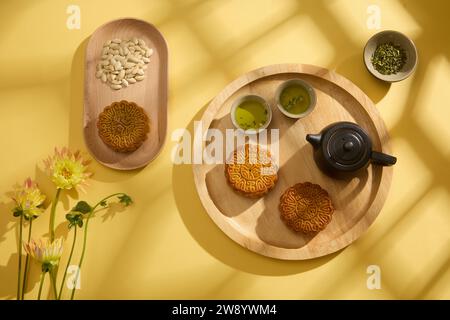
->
[306,122,396,177]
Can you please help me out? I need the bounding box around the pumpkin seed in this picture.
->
[96,38,153,90]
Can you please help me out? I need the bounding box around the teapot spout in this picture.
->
[371,151,397,166]
[306,133,322,148]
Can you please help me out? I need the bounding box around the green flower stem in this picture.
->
[48,188,61,300]
[50,269,58,299]
[58,226,77,300]
[21,219,33,300]
[37,272,45,300]
[49,188,61,242]
[17,214,23,300]
[70,193,126,300]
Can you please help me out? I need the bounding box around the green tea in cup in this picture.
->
[231,95,272,133]
[276,79,316,119]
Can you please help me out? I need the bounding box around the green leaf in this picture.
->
[118,194,133,206]
[100,200,108,207]
[66,212,75,221]
[12,208,22,217]
[42,262,51,273]
[66,210,84,229]
[73,201,92,214]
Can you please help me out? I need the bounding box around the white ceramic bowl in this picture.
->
[364,30,418,82]
[275,79,316,119]
[230,95,272,134]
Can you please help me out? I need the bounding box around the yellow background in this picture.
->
[1,0,449,299]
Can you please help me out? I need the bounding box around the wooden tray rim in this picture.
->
[192,63,393,260]
[83,18,169,170]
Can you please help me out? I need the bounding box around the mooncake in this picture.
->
[225,144,278,198]
[279,182,334,233]
[97,100,150,153]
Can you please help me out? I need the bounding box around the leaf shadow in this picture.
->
[0,199,15,244]
[99,202,127,222]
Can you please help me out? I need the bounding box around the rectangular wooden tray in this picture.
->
[84,18,168,170]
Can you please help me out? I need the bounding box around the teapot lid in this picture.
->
[326,125,370,169]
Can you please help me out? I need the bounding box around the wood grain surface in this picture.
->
[193,64,393,260]
[84,18,168,170]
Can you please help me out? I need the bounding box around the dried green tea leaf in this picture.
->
[371,42,407,75]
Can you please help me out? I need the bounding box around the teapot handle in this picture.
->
[371,151,397,166]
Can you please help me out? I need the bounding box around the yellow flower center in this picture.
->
[51,159,87,190]
[61,167,72,179]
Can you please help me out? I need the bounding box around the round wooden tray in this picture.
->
[84,18,168,170]
[192,64,393,260]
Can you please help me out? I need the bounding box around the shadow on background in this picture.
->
[0,252,42,299]
[0,0,447,299]
[335,53,391,103]
[172,104,343,276]
[295,1,391,103]
[303,0,450,299]
[0,199,16,299]
[0,253,20,299]
[0,200,14,244]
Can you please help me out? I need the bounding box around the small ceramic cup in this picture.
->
[363,30,418,82]
[230,95,272,134]
[275,79,316,119]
